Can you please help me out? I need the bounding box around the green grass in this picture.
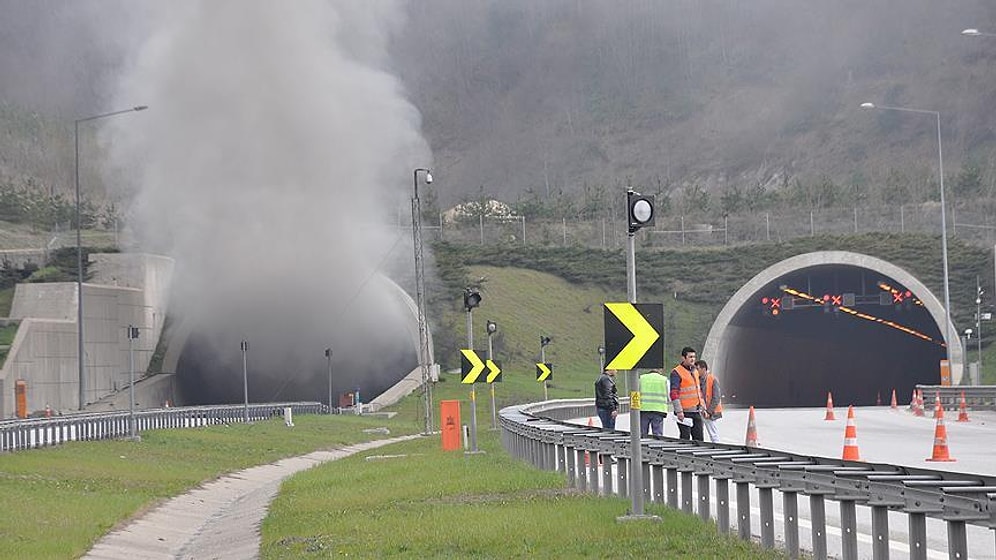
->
[0,414,419,560]
[0,286,14,316]
[261,431,787,559]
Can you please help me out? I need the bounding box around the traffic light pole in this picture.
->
[622,230,648,520]
[540,343,548,400]
[466,309,480,453]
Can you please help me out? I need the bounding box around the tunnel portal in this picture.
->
[704,252,958,408]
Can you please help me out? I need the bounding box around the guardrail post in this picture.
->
[588,451,600,494]
[601,454,613,496]
[783,490,799,558]
[947,520,968,560]
[716,478,730,534]
[681,471,694,513]
[566,444,577,487]
[870,505,889,560]
[697,474,711,522]
[759,487,775,548]
[840,499,858,560]
[576,448,588,492]
[642,462,652,504]
[736,482,751,541]
[617,457,629,497]
[908,512,927,560]
[667,467,679,509]
[810,495,827,560]
[651,464,664,503]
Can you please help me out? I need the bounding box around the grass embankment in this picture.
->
[0,414,419,560]
[261,431,786,560]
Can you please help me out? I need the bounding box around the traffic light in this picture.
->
[540,335,551,347]
[626,190,655,233]
[464,288,482,311]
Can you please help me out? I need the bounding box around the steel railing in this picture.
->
[916,385,996,409]
[501,399,996,560]
[0,402,324,453]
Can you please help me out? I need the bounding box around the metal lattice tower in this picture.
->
[412,170,434,434]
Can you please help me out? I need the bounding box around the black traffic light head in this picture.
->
[464,288,482,311]
[626,190,655,233]
[486,320,497,334]
[540,335,551,347]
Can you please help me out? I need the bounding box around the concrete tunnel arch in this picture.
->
[159,273,432,408]
[702,251,962,408]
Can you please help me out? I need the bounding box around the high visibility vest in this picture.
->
[704,373,724,414]
[639,372,670,413]
[675,364,704,412]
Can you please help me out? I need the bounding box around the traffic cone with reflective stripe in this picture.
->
[914,389,924,417]
[957,391,970,422]
[842,405,861,461]
[824,392,836,421]
[933,392,941,419]
[890,389,898,410]
[908,388,916,411]
[745,406,759,448]
[926,404,956,462]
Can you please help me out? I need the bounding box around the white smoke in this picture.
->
[102,1,431,398]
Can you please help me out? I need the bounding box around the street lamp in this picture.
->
[976,279,983,370]
[127,325,140,440]
[962,28,996,37]
[75,105,148,410]
[412,167,433,434]
[486,320,498,429]
[860,102,953,370]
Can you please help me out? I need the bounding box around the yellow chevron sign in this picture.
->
[603,302,664,370]
[485,359,502,383]
[461,349,485,383]
[535,362,552,382]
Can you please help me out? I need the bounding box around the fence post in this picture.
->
[736,482,751,541]
[784,491,800,559]
[810,495,828,560]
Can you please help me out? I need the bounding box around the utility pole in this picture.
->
[325,347,333,414]
[127,325,140,440]
[241,339,249,423]
[487,320,497,430]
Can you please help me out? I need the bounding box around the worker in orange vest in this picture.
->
[696,359,723,443]
[669,346,705,441]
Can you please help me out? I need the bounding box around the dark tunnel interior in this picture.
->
[174,287,419,407]
[719,264,945,408]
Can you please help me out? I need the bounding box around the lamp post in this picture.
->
[127,325,140,440]
[860,102,953,370]
[75,105,147,410]
[240,339,249,422]
[486,320,497,429]
[325,348,333,414]
[464,287,482,453]
[412,167,434,434]
[976,278,983,370]
[597,345,605,373]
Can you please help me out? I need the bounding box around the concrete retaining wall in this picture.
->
[0,253,174,417]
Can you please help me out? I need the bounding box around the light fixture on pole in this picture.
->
[75,105,148,410]
[860,102,953,372]
[976,279,983,370]
[463,287,482,453]
[597,345,605,373]
[962,28,996,37]
[412,167,434,434]
[325,347,333,414]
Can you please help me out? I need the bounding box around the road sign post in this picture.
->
[540,335,551,400]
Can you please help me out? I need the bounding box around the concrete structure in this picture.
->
[702,251,963,406]
[0,253,174,417]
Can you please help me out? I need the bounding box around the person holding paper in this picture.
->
[696,359,723,443]
[670,346,705,441]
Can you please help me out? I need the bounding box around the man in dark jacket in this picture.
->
[594,369,619,429]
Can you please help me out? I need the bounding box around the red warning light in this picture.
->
[761,297,769,304]
[772,308,780,316]
[823,294,831,302]
[905,291,912,298]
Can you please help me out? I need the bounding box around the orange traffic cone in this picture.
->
[890,389,898,410]
[876,391,882,406]
[45,404,51,418]
[745,406,759,448]
[908,388,916,411]
[933,392,941,419]
[824,392,836,421]
[957,391,970,422]
[842,405,861,461]
[926,404,956,462]
[914,390,924,417]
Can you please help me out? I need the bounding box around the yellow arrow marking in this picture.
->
[605,302,660,370]
[461,349,484,383]
[536,363,551,382]
[486,359,501,383]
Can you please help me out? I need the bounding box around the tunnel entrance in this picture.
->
[704,252,960,408]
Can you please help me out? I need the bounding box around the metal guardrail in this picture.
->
[0,402,324,453]
[501,399,996,560]
[917,385,996,409]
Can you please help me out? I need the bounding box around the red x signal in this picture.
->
[893,292,904,304]
[831,295,842,306]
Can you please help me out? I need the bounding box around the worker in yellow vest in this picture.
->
[696,359,723,443]
[638,369,670,436]
[669,346,705,441]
